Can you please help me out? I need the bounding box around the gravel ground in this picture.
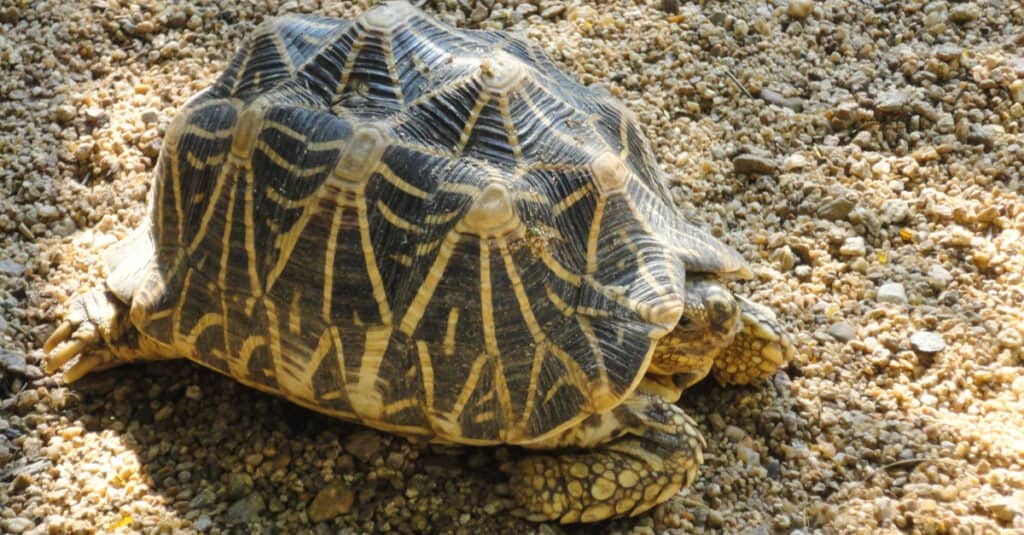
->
[2,0,1023,533]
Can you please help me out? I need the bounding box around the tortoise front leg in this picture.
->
[712,296,793,385]
[505,391,704,523]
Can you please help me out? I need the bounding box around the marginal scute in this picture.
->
[479,51,527,94]
[462,182,517,235]
[432,414,462,439]
[334,123,387,183]
[163,109,190,150]
[647,299,684,335]
[591,152,628,194]
[360,0,416,32]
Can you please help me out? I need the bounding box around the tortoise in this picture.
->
[44,1,793,523]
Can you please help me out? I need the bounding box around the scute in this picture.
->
[131,0,744,444]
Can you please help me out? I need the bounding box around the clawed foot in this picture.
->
[44,290,133,382]
[712,296,794,385]
[503,393,705,523]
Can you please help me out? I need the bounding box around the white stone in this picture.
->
[876,282,907,305]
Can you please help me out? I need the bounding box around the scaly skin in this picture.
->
[506,391,703,523]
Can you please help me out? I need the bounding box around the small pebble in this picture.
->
[344,430,383,463]
[185,385,203,400]
[875,89,911,113]
[540,3,565,19]
[225,473,253,500]
[55,105,76,123]
[827,322,856,342]
[817,198,856,221]
[193,516,213,531]
[926,265,953,290]
[948,3,980,23]
[1011,80,1024,104]
[707,509,725,527]
[910,331,945,353]
[987,492,1024,522]
[786,0,814,19]
[308,483,355,523]
[877,282,908,305]
[724,425,746,442]
[84,108,107,125]
[0,259,25,276]
[733,153,779,175]
[840,236,866,257]
[0,350,27,374]
[1,518,33,534]
[224,493,265,524]
[736,445,760,467]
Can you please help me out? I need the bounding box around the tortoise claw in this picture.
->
[43,320,74,354]
[43,290,130,382]
[64,354,105,383]
[44,338,91,375]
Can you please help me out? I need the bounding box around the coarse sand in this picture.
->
[1,0,1022,533]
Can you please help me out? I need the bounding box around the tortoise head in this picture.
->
[646,278,742,395]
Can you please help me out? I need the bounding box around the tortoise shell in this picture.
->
[126,1,747,444]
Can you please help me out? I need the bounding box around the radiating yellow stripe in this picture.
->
[424,210,461,225]
[376,200,424,233]
[618,112,630,159]
[400,230,459,335]
[443,307,459,357]
[499,95,522,161]
[217,179,238,290]
[334,34,364,96]
[377,164,430,199]
[243,169,262,297]
[187,162,230,255]
[265,198,318,292]
[537,248,581,285]
[382,33,405,105]
[185,312,222,346]
[576,316,611,409]
[263,297,284,386]
[267,20,296,76]
[491,354,513,439]
[447,353,490,422]
[234,334,266,379]
[416,340,434,414]
[185,150,226,171]
[479,240,498,356]
[544,285,573,315]
[255,140,330,177]
[438,182,481,196]
[322,206,345,321]
[586,198,605,275]
[515,85,588,154]
[288,291,302,335]
[552,184,592,217]
[358,194,393,324]
[457,92,489,155]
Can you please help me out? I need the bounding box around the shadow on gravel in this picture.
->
[55,355,800,533]
[65,360,517,533]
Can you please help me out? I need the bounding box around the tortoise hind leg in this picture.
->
[45,290,138,381]
[505,392,704,523]
[45,228,179,382]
